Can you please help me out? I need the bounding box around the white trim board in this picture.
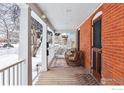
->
[92,11,103,21]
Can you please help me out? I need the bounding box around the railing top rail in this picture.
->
[0,59,25,72]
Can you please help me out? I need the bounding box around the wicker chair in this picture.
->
[65,48,83,66]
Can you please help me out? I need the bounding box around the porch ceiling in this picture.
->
[37,3,100,32]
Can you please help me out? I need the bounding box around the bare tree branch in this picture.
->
[0,3,20,43]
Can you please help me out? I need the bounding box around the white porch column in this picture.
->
[42,23,48,71]
[52,31,55,56]
[31,10,48,72]
[19,4,32,85]
[52,31,55,48]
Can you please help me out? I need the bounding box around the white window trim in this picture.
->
[92,11,103,21]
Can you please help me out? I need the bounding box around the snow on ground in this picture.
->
[0,54,19,85]
[0,43,56,85]
[0,44,42,84]
[32,44,42,80]
[0,44,19,69]
[0,46,18,56]
[0,53,42,85]
[0,54,18,70]
[0,44,20,85]
[32,54,42,80]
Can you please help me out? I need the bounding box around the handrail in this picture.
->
[0,60,25,72]
[0,59,25,85]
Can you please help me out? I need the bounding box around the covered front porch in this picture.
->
[0,3,124,86]
[0,3,100,85]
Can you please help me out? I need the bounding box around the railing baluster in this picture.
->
[8,68,10,85]
[20,63,22,85]
[0,60,24,86]
[17,64,19,85]
[13,66,15,85]
[3,71,5,85]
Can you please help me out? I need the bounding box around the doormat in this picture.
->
[74,73,99,85]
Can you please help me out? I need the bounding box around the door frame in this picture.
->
[91,11,103,82]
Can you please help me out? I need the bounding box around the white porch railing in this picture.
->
[0,60,25,85]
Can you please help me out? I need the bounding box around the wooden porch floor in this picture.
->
[35,58,99,85]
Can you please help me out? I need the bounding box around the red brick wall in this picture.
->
[80,18,92,71]
[80,4,124,85]
[102,4,124,85]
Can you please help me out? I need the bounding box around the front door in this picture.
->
[92,17,102,82]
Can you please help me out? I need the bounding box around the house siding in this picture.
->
[80,3,124,85]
